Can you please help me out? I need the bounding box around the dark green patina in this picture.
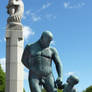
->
[63,75,79,92]
[22,31,63,92]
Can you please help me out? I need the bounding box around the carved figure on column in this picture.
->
[7,0,24,24]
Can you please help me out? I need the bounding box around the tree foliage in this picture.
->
[23,88,26,92]
[58,89,63,92]
[0,64,25,92]
[83,86,92,92]
[0,64,5,92]
[42,88,63,92]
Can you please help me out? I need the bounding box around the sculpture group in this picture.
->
[6,0,79,92]
[22,31,79,92]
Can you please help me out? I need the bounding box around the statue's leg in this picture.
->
[43,74,57,92]
[28,72,41,92]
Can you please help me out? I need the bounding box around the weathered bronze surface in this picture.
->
[22,31,63,92]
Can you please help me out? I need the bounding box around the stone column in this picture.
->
[5,0,24,92]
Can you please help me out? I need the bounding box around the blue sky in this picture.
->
[0,0,92,92]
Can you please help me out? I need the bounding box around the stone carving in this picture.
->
[22,31,63,92]
[7,0,24,24]
[63,75,79,92]
[5,0,24,92]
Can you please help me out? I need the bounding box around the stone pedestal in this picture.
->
[5,24,24,92]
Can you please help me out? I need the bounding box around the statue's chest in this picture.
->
[30,47,52,59]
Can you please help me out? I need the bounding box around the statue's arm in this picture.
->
[21,44,30,69]
[51,48,63,81]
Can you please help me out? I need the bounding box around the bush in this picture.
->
[83,86,92,92]
[42,88,63,92]
[0,64,5,92]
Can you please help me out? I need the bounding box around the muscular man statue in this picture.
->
[22,31,63,92]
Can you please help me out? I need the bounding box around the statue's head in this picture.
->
[40,31,53,48]
[67,75,79,86]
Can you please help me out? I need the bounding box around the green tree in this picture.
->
[42,89,46,92]
[0,64,26,92]
[23,88,26,92]
[42,88,63,92]
[83,86,92,92]
[0,64,5,92]
[58,89,63,92]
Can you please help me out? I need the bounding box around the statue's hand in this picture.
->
[55,77,63,89]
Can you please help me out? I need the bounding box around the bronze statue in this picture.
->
[63,75,79,92]
[22,31,63,92]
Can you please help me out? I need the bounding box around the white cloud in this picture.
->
[64,2,70,8]
[0,58,6,72]
[25,10,31,15]
[29,3,52,22]
[35,2,52,13]
[0,37,5,43]
[22,10,31,20]
[65,72,75,76]
[77,2,85,8]
[51,40,56,46]
[23,26,35,40]
[31,13,41,22]
[23,15,26,20]
[23,10,41,22]
[24,70,29,80]
[42,3,51,9]
[45,14,56,20]
[65,72,79,81]
[23,2,52,22]
[64,2,86,9]
[4,38,6,42]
